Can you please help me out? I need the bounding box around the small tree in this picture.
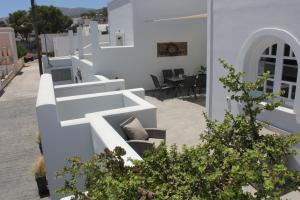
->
[31,5,73,34]
[57,59,300,199]
[8,10,32,41]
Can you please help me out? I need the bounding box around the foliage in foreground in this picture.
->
[57,59,300,200]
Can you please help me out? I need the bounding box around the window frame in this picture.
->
[258,41,298,109]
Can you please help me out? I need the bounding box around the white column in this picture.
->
[206,0,214,119]
[68,30,75,55]
[77,26,84,59]
[90,21,101,67]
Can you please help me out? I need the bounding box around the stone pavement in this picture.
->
[0,61,44,200]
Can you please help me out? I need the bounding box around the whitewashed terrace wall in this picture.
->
[36,75,94,200]
[54,34,109,57]
[207,0,300,169]
[81,0,207,90]
[108,0,134,46]
[42,55,74,85]
[54,78,125,97]
[36,74,155,199]
[208,0,300,132]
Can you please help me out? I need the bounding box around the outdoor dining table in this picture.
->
[166,77,184,86]
[166,77,185,97]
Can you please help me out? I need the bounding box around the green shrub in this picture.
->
[56,59,300,200]
[17,45,28,58]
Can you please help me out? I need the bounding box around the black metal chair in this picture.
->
[150,74,173,98]
[162,69,173,83]
[174,68,184,77]
[180,75,196,97]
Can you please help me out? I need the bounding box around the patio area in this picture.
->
[145,94,207,147]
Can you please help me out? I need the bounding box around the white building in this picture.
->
[207,0,300,135]
[72,0,207,89]
[37,1,300,199]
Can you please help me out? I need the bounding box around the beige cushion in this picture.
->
[120,117,149,140]
[148,138,164,148]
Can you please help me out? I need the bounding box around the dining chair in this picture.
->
[162,69,173,83]
[174,68,184,77]
[180,75,196,97]
[150,74,173,98]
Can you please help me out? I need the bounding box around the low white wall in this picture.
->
[40,33,67,53]
[54,34,109,57]
[42,55,74,85]
[37,75,156,199]
[54,79,125,98]
[42,55,72,71]
[88,114,142,163]
[71,56,96,82]
[56,93,134,121]
[36,74,94,200]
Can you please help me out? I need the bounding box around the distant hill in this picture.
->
[58,7,98,17]
[0,17,8,22]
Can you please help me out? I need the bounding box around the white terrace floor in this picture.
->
[145,94,207,147]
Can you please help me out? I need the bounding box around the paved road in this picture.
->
[0,61,43,200]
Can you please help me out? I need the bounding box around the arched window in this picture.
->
[258,41,298,108]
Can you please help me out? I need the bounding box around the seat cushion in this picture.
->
[120,116,149,140]
[148,138,164,148]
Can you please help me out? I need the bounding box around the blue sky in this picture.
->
[0,0,108,17]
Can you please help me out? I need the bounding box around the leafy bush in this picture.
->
[57,59,300,200]
[17,45,28,58]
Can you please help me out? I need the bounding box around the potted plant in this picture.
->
[33,156,49,197]
[35,131,43,154]
[198,65,207,75]
[196,65,207,91]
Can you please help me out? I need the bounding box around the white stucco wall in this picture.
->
[208,0,300,134]
[80,0,207,90]
[54,79,125,97]
[36,75,94,200]
[53,34,109,57]
[108,0,134,46]
[36,75,157,199]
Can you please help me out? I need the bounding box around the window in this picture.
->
[257,42,298,108]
